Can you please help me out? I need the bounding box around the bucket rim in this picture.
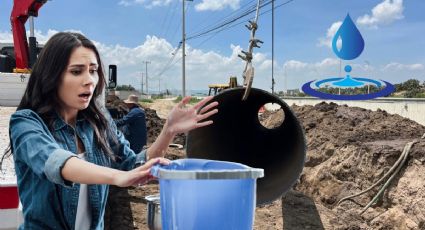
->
[153,168,264,180]
[151,159,264,180]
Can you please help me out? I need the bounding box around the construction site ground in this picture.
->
[105,98,425,230]
[1,97,425,229]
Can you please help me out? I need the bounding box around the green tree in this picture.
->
[115,84,136,91]
[402,79,421,91]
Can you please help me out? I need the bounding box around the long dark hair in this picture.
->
[2,32,116,164]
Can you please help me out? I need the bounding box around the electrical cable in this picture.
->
[186,0,294,41]
[188,0,294,46]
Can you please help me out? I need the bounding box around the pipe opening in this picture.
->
[258,103,285,129]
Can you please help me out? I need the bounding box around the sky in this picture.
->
[1,0,424,94]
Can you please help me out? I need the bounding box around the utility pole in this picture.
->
[284,65,287,96]
[182,0,186,97]
[271,0,275,94]
[182,0,193,97]
[158,77,161,94]
[142,61,151,95]
[140,72,144,94]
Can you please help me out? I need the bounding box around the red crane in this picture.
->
[10,0,46,73]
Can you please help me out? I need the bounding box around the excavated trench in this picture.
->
[106,102,425,230]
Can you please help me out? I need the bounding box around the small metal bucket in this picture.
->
[144,195,161,230]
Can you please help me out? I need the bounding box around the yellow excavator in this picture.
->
[208,76,240,96]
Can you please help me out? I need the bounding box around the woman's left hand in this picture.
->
[166,96,218,135]
[113,157,170,187]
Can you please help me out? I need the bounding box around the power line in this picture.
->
[159,1,173,38]
[187,0,294,42]
[189,0,257,36]
[182,0,192,97]
[186,0,266,41]
[191,0,294,50]
[186,4,256,41]
[153,42,182,78]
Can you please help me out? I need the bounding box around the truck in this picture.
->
[0,0,45,106]
[0,0,118,107]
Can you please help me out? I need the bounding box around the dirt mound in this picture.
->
[144,107,165,143]
[144,106,186,146]
[288,102,425,229]
[259,109,285,129]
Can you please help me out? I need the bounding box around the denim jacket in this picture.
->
[10,109,146,230]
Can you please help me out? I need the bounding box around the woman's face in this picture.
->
[58,46,99,115]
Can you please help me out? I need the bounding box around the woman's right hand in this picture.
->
[165,96,218,135]
[113,157,170,187]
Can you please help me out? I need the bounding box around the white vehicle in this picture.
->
[0,0,45,107]
[0,43,29,106]
[0,71,29,107]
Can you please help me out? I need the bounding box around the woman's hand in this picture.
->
[166,96,219,135]
[113,157,170,187]
[144,96,218,160]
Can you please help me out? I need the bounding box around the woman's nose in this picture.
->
[83,71,97,86]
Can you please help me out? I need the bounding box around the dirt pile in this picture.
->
[259,109,285,129]
[285,102,425,229]
[144,106,186,146]
[144,107,165,143]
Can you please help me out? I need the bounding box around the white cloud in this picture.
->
[357,0,404,28]
[2,29,423,92]
[2,29,267,91]
[96,36,256,91]
[315,58,339,68]
[118,0,145,7]
[284,60,308,70]
[1,29,82,44]
[195,0,240,11]
[317,21,342,48]
[35,29,73,43]
[383,63,424,71]
[118,0,173,8]
[0,31,14,43]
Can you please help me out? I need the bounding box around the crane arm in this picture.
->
[10,0,46,73]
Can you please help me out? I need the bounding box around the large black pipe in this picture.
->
[186,88,306,205]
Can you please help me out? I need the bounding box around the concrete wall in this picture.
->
[0,73,28,107]
[275,97,425,126]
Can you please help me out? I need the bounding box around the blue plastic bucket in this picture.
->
[151,159,264,230]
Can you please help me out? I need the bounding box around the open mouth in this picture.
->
[78,92,92,100]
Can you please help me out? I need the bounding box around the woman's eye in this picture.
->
[89,69,98,74]
[70,69,82,75]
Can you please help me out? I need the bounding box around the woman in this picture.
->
[6,32,218,229]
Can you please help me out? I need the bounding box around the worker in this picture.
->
[4,32,218,229]
[115,94,147,153]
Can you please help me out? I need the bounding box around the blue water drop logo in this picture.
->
[301,13,394,100]
[332,14,365,60]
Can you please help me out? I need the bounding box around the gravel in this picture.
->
[0,107,17,182]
